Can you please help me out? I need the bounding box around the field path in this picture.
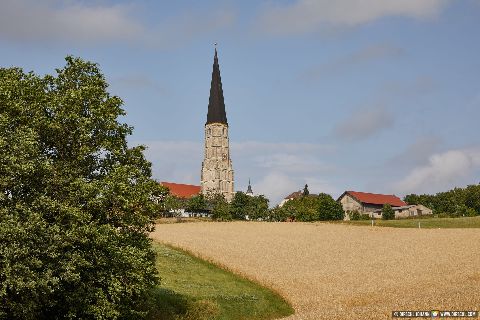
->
[150,222,480,319]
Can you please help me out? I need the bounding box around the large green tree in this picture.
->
[317,193,344,220]
[281,193,344,222]
[186,193,208,214]
[0,57,163,319]
[247,195,269,220]
[230,192,250,220]
[208,193,232,221]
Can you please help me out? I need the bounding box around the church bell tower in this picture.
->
[201,47,234,201]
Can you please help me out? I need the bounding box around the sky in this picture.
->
[1,0,480,205]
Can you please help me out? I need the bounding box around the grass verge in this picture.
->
[331,216,480,228]
[146,242,294,320]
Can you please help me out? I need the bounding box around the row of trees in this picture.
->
[404,184,480,217]
[160,191,270,221]
[161,191,345,222]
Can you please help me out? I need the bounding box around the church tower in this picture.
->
[201,47,234,201]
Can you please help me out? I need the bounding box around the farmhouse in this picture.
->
[279,190,303,207]
[387,204,433,218]
[337,191,432,219]
[160,182,208,217]
[279,185,312,207]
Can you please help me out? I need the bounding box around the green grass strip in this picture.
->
[147,242,294,320]
[331,216,480,228]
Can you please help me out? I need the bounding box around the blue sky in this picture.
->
[1,0,480,205]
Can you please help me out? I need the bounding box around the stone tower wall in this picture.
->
[201,123,234,201]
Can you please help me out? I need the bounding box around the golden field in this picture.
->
[150,222,480,319]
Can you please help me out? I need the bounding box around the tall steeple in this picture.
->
[201,45,234,201]
[206,47,228,125]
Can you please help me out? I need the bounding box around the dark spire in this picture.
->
[246,179,253,195]
[206,46,228,125]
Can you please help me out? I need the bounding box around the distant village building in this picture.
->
[159,182,206,218]
[337,191,432,220]
[160,182,201,199]
[201,47,235,201]
[279,185,312,207]
[279,190,303,207]
[386,204,433,219]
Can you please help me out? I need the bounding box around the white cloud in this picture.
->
[0,0,235,47]
[304,177,339,198]
[231,141,335,177]
[232,141,333,154]
[254,153,329,173]
[254,173,338,206]
[232,141,334,174]
[0,0,142,43]
[382,76,437,99]
[233,141,337,204]
[110,73,170,97]
[256,0,449,35]
[394,148,480,194]
[152,9,235,48]
[136,140,203,185]
[301,44,405,80]
[388,136,443,168]
[333,104,394,141]
[254,172,300,205]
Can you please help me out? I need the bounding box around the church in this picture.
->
[200,47,235,201]
[161,47,241,202]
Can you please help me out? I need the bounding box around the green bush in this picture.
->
[348,210,361,220]
[457,204,478,217]
[382,204,395,220]
[360,213,371,220]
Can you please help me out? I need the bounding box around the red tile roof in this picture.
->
[160,182,201,199]
[345,191,406,207]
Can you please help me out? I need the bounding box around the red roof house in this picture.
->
[337,191,407,218]
[342,191,406,207]
[160,182,201,199]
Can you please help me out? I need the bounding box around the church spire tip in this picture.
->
[206,42,227,125]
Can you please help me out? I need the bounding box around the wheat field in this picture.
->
[150,222,480,319]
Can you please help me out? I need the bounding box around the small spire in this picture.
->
[246,178,253,195]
